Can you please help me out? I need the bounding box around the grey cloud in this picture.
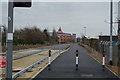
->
[2,2,115,37]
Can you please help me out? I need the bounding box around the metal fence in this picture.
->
[99,41,119,66]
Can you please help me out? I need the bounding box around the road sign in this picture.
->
[13,0,32,7]
[0,56,6,68]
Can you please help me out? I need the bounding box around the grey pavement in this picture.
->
[34,44,119,80]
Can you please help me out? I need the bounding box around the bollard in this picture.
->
[76,50,79,70]
[48,50,51,70]
[102,53,105,71]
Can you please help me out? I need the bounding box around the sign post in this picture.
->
[6,1,14,79]
[6,0,32,79]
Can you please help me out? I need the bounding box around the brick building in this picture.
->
[57,28,73,43]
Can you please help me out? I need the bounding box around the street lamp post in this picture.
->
[84,27,86,37]
[109,0,113,65]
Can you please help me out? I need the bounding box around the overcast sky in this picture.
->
[1,1,119,38]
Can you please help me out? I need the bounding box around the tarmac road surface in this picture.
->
[34,44,119,80]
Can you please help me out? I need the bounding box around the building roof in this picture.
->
[57,27,64,34]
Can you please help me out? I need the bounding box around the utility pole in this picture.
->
[109,0,113,65]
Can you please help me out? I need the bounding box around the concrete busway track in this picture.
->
[34,43,119,80]
[12,44,70,79]
[12,44,70,70]
[13,44,70,60]
[12,46,70,79]
[0,44,70,79]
